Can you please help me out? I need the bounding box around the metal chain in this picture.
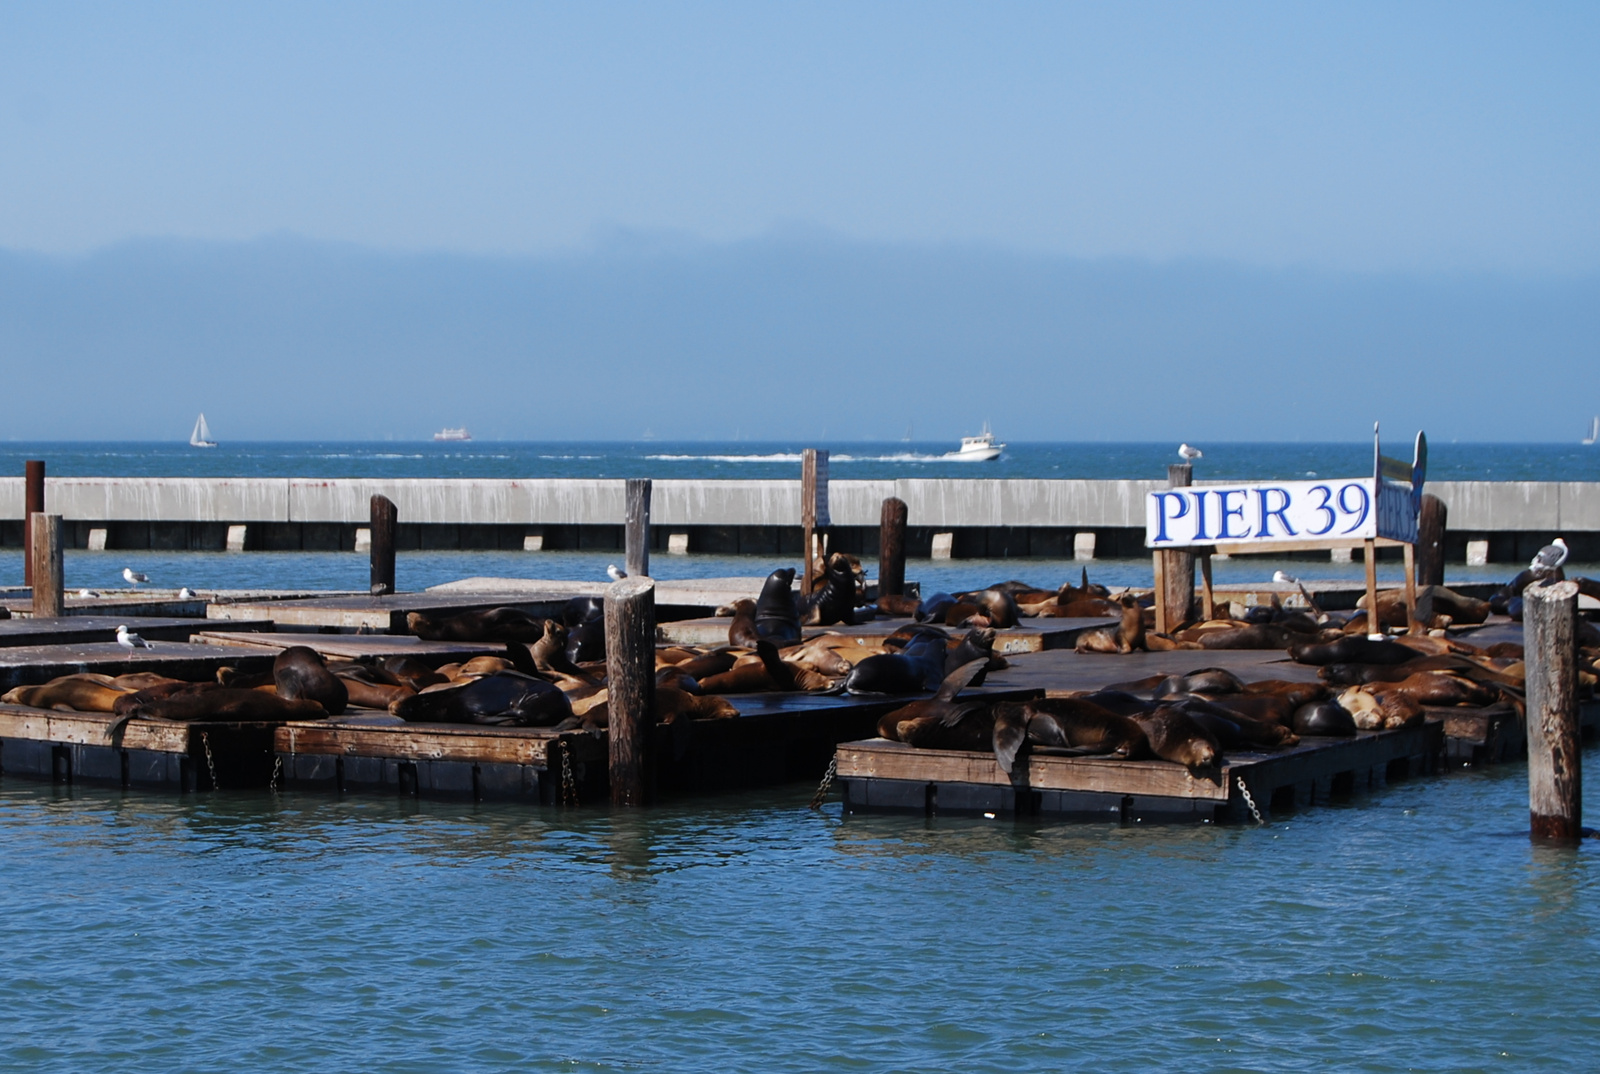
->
[808,757,838,810]
[268,756,282,794]
[201,731,220,791]
[559,741,579,807]
[1236,775,1264,825]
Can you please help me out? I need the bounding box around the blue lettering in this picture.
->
[1255,487,1297,538]
[1217,489,1247,540]
[1192,490,1210,540]
[1152,491,1190,543]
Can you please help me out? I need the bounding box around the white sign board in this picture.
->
[1146,478,1418,548]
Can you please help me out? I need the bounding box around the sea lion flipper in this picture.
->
[934,658,990,703]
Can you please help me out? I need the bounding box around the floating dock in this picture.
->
[656,614,1117,654]
[0,640,278,690]
[0,615,271,648]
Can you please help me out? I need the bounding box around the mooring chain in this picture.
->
[200,731,220,792]
[1236,775,1265,826]
[808,757,838,811]
[559,741,579,807]
[268,756,282,795]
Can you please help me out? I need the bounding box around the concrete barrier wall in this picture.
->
[0,476,1595,530]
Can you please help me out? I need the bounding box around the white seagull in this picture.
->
[123,567,150,585]
[607,564,627,582]
[116,624,153,660]
[77,588,98,598]
[177,587,195,599]
[1273,570,1297,585]
[1530,538,1569,575]
[1178,443,1203,461]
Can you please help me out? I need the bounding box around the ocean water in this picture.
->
[3,763,1600,1072]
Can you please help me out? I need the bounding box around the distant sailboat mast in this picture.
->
[190,413,217,448]
[1585,416,1599,446]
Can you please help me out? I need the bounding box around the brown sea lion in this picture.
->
[274,646,348,715]
[1290,636,1415,666]
[726,598,762,649]
[3,676,131,713]
[331,664,414,709]
[390,671,572,726]
[674,649,739,680]
[1370,672,1500,708]
[955,588,1020,629]
[112,672,185,692]
[874,660,991,740]
[1128,706,1222,772]
[127,688,326,722]
[1006,698,1150,759]
[406,606,549,642]
[529,620,592,681]
[382,656,449,692]
[1243,680,1327,708]
[1075,594,1146,654]
[1155,668,1247,697]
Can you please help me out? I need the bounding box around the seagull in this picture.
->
[123,568,150,585]
[77,588,98,598]
[1530,538,1569,576]
[607,564,627,582]
[1273,571,1297,585]
[177,587,195,599]
[116,624,153,660]
[1178,443,1203,461]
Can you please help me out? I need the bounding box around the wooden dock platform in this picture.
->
[834,721,1444,823]
[657,614,1117,654]
[0,702,282,791]
[205,591,586,633]
[0,616,272,649]
[192,631,506,664]
[3,594,211,619]
[0,640,279,690]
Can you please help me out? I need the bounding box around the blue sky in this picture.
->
[1,3,1597,441]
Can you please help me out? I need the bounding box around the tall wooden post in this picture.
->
[1363,538,1379,636]
[1416,494,1446,587]
[1156,464,1194,631]
[29,513,63,618]
[625,478,652,579]
[23,461,44,587]
[1525,579,1580,842]
[369,494,397,596]
[879,497,907,598]
[606,577,656,807]
[801,449,829,596]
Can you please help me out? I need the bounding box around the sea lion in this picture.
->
[801,554,859,627]
[1071,690,1158,717]
[1128,706,1222,772]
[1154,668,1247,697]
[1289,636,1415,666]
[3,675,131,713]
[915,593,956,623]
[954,588,1020,629]
[1193,624,1296,650]
[273,646,349,715]
[753,568,802,641]
[125,688,326,722]
[845,632,949,695]
[875,593,922,617]
[1370,672,1499,708]
[390,671,573,726]
[111,672,185,692]
[382,656,449,692]
[1007,698,1150,759]
[726,598,762,649]
[1242,680,1327,708]
[945,627,1000,678]
[1335,686,1424,730]
[587,686,739,727]
[674,649,739,680]
[565,617,606,664]
[1293,701,1357,736]
[1074,594,1145,654]
[1169,697,1298,746]
[407,606,548,643]
[875,660,992,740]
[332,664,415,709]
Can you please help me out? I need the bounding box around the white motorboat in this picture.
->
[433,427,472,442]
[943,424,1004,461]
[189,413,218,448]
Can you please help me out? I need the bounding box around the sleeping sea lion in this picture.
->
[274,646,348,715]
[845,633,949,695]
[1154,668,1246,697]
[875,660,992,740]
[954,588,1020,629]
[390,671,573,726]
[1289,636,1415,666]
[915,593,956,623]
[3,675,131,713]
[1007,698,1150,759]
[331,664,415,709]
[125,688,326,722]
[1128,706,1222,773]
[407,606,548,642]
[1293,701,1357,736]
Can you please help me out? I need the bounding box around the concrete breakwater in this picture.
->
[0,476,1595,562]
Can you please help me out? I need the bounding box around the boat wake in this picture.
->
[644,452,955,464]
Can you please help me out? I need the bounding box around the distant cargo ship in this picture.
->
[433,427,471,442]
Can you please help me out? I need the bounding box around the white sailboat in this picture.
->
[1584,416,1598,445]
[189,413,218,448]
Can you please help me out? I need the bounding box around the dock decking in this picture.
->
[0,616,271,648]
[0,640,278,690]
[657,614,1117,653]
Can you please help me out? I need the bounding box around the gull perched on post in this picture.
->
[116,624,153,660]
[1178,444,1203,462]
[123,567,150,585]
[1529,538,1569,578]
[607,564,627,582]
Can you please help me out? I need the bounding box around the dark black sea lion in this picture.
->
[755,568,802,642]
[566,617,607,664]
[801,554,858,627]
[915,592,956,623]
[390,671,573,726]
[845,633,948,695]
[274,645,348,715]
[1293,701,1358,737]
[1289,636,1415,666]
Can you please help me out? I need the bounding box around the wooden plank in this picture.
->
[0,616,272,648]
[206,591,577,633]
[191,631,502,662]
[1,702,212,752]
[3,594,213,619]
[275,720,564,765]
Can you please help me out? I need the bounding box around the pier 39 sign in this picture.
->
[1145,478,1420,549]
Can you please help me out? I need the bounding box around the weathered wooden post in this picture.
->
[1525,579,1581,842]
[625,478,652,580]
[370,494,397,596]
[23,460,44,587]
[1416,493,1447,587]
[801,449,829,596]
[1155,463,1195,633]
[29,513,63,618]
[878,497,907,598]
[606,576,656,806]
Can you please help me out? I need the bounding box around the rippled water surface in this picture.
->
[4,759,1600,1072]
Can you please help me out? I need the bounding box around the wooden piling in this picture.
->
[1156,464,1195,632]
[29,513,63,618]
[625,478,652,580]
[369,494,397,596]
[801,449,829,596]
[879,497,907,598]
[605,577,656,806]
[1416,494,1447,588]
[1524,579,1581,842]
[23,461,44,587]
[1363,538,1379,636]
